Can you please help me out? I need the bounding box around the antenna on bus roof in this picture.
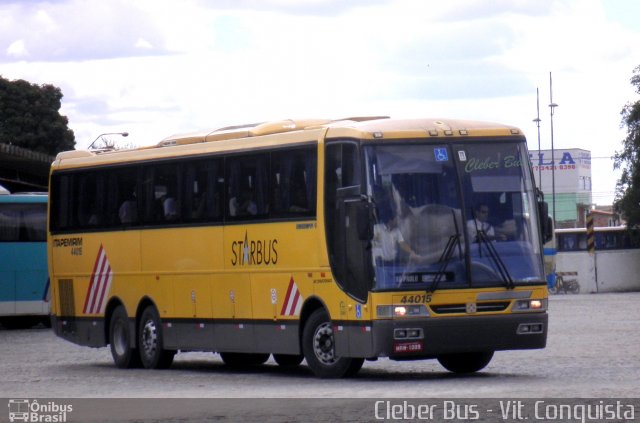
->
[87,132,129,150]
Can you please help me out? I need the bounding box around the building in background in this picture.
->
[0,144,53,193]
[530,148,592,228]
[590,207,622,227]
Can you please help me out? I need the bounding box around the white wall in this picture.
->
[556,250,640,293]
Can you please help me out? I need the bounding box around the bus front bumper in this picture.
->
[336,313,548,359]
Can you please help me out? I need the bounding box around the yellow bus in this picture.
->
[48,117,550,378]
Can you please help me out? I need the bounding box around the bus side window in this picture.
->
[75,172,102,228]
[50,174,71,231]
[560,234,576,251]
[577,234,587,250]
[270,147,317,218]
[0,204,19,241]
[146,163,181,224]
[23,204,47,241]
[184,159,223,222]
[113,168,140,226]
[226,154,268,220]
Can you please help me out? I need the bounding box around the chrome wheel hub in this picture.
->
[141,320,158,358]
[313,322,336,365]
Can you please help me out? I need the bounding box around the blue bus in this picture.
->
[0,192,49,329]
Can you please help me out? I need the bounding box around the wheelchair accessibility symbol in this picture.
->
[434,148,448,162]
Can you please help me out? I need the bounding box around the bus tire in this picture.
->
[437,351,494,373]
[109,305,142,369]
[220,352,270,367]
[302,309,364,378]
[273,353,304,367]
[138,306,175,369]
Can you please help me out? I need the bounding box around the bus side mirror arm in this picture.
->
[538,200,553,243]
[544,215,553,243]
[356,200,373,241]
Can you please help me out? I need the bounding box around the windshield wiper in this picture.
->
[476,230,515,289]
[427,210,462,293]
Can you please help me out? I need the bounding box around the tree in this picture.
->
[0,75,75,155]
[614,65,640,228]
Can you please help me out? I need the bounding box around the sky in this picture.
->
[1,0,640,205]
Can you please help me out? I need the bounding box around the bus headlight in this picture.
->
[395,306,407,316]
[377,305,429,318]
[513,299,547,312]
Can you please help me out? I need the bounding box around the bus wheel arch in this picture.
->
[299,297,326,341]
[104,297,126,346]
[301,305,364,378]
[135,296,157,332]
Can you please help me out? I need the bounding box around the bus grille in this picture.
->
[430,302,509,314]
[58,279,75,317]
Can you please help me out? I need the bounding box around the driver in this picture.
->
[467,204,506,242]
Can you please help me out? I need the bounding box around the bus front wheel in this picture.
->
[437,351,494,373]
[109,305,142,369]
[302,309,364,378]
[138,306,175,369]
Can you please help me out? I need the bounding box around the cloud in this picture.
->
[1,0,638,205]
[194,0,390,17]
[6,39,28,58]
[431,0,558,21]
[0,0,172,63]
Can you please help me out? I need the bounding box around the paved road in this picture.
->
[1,293,639,421]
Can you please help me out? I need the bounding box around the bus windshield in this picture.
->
[365,141,544,291]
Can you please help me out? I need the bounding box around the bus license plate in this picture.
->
[394,341,423,353]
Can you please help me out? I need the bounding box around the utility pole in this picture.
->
[533,87,542,187]
[549,72,558,224]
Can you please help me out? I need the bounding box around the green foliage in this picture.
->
[0,75,75,155]
[614,65,640,228]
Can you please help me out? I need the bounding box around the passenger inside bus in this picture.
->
[190,193,207,219]
[118,193,137,224]
[162,196,178,221]
[288,186,309,213]
[229,191,257,216]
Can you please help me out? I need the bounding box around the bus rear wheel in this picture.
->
[109,305,142,369]
[302,309,364,378]
[437,351,494,373]
[138,306,175,369]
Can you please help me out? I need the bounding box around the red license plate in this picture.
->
[393,341,424,353]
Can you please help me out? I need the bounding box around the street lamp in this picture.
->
[549,72,558,224]
[88,132,129,150]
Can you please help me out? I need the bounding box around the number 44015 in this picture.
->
[399,294,431,304]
